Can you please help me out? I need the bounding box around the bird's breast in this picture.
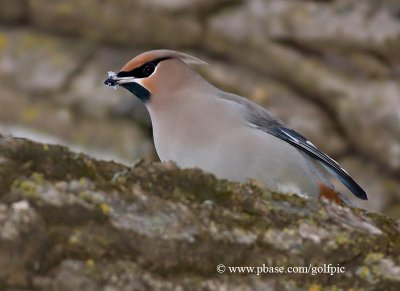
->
[150,100,242,165]
[148,96,318,197]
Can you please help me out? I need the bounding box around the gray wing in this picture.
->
[219,92,367,200]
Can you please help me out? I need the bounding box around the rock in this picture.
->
[0,199,44,286]
[27,0,203,47]
[0,0,399,236]
[0,0,26,23]
[0,135,399,290]
[207,0,400,60]
[25,0,244,48]
[0,83,155,164]
[0,27,91,94]
[336,81,400,172]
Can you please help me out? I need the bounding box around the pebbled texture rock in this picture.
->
[0,135,399,290]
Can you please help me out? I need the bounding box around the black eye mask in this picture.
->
[117,57,171,79]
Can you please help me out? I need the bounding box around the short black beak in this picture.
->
[103,71,151,103]
[104,77,118,87]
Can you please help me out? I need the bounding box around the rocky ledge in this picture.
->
[0,134,399,290]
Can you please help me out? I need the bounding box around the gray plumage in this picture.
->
[218,91,367,200]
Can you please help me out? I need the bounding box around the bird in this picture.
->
[104,49,367,204]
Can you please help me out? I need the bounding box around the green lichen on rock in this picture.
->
[0,134,399,290]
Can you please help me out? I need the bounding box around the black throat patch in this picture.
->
[120,82,151,103]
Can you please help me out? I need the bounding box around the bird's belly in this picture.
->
[155,126,318,198]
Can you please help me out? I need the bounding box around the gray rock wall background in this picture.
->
[0,0,399,217]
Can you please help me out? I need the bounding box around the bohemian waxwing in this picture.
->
[104,49,367,204]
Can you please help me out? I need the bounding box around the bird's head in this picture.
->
[104,50,207,104]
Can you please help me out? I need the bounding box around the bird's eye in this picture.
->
[142,64,155,77]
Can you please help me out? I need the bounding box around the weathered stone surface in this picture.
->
[0,83,155,164]
[336,81,400,172]
[0,135,399,290]
[25,0,243,48]
[27,0,203,47]
[207,0,400,59]
[0,0,26,23]
[0,28,91,94]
